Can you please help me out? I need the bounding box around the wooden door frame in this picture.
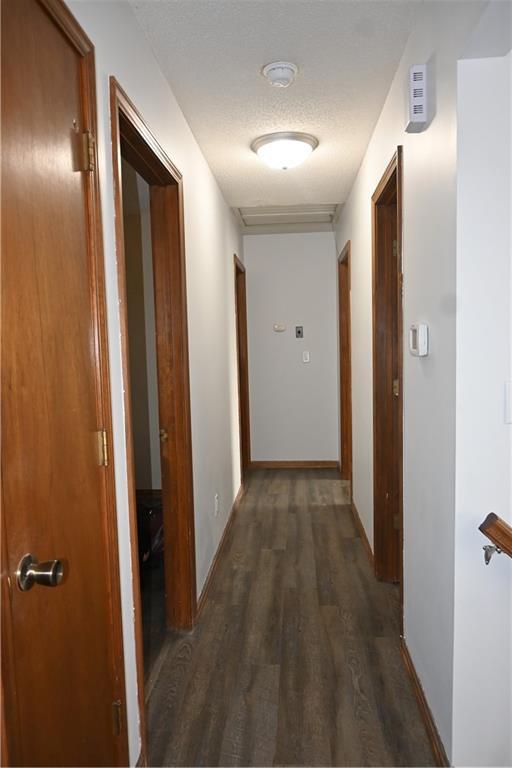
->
[1,2,129,764]
[110,78,197,763]
[371,146,404,605]
[234,255,251,479]
[338,241,353,488]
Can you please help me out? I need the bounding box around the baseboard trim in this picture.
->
[350,501,374,567]
[196,483,245,619]
[400,639,449,767]
[250,460,339,470]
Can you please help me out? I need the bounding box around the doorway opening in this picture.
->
[120,159,166,677]
[110,78,197,763]
[372,147,403,591]
[338,241,352,490]
[234,255,251,480]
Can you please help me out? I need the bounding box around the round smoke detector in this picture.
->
[262,61,298,88]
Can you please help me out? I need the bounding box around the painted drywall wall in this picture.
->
[453,50,511,767]
[138,179,162,490]
[69,2,243,762]
[244,232,338,462]
[122,162,161,490]
[334,0,487,758]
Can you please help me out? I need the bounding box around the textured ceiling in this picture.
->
[130,1,418,207]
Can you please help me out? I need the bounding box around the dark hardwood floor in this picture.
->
[141,555,167,679]
[146,469,435,767]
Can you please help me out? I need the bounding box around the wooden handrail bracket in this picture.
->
[479,513,512,559]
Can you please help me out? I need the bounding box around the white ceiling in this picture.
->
[130,0,418,208]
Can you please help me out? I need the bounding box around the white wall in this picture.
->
[334,0,486,759]
[244,232,339,462]
[138,181,161,490]
[69,3,243,762]
[452,50,511,767]
[122,163,161,490]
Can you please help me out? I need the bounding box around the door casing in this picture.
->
[338,241,353,487]
[371,147,404,604]
[234,255,251,480]
[110,78,197,765]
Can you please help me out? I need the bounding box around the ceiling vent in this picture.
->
[236,204,341,233]
[262,61,298,88]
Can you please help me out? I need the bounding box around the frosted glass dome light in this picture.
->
[251,132,319,170]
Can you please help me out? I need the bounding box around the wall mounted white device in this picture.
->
[409,323,429,357]
[405,64,428,133]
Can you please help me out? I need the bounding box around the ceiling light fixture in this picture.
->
[262,61,298,88]
[251,132,319,170]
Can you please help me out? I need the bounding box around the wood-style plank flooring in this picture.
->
[146,469,435,767]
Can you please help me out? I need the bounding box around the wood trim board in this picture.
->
[400,640,449,767]
[234,255,251,479]
[350,502,374,567]
[196,484,246,619]
[371,146,404,624]
[338,240,353,486]
[249,461,340,470]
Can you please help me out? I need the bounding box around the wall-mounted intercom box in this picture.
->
[409,323,429,356]
[405,64,428,133]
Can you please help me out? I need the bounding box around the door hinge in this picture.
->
[392,239,398,258]
[393,378,400,398]
[112,699,122,736]
[96,429,109,466]
[79,130,95,172]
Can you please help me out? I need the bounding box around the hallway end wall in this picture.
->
[69,2,243,762]
[334,0,486,759]
[244,232,339,463]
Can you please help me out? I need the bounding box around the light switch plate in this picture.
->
[409,323,429,356]
[303,351,310,363]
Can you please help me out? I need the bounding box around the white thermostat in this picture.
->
[409,324,429,357]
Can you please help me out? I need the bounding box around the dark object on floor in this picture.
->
[136,490,164,566]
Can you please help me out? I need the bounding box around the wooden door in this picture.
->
[372,150,403,583]
[234,257,251,478]
[338,243,352,485]
[1,1,127,764]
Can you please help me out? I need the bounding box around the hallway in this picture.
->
[146,470,434,766]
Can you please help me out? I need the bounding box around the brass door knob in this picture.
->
[159,428,169,443]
